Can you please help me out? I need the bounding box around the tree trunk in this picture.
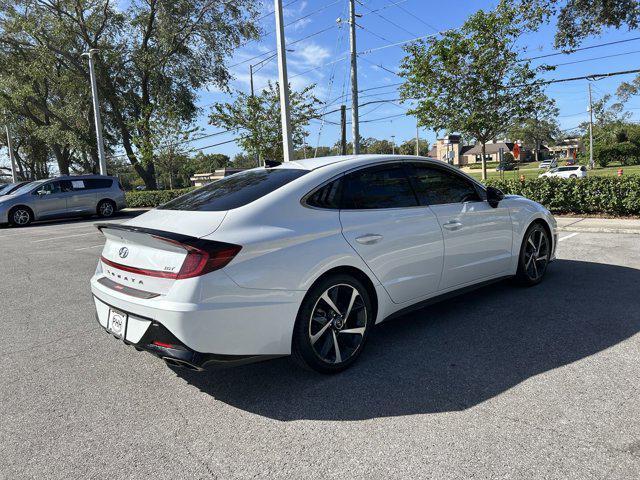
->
[52,144,70,175]
[481,143,487,181]
[534,139,539,163]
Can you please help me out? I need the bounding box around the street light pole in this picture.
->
[415,122,420,156]
[81,49,107,175]
[274,0,294,162]
[5,125,18,182]
[348,0,360,154]
[391,135,395,155]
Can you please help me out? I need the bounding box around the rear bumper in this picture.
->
[91,271,305,359]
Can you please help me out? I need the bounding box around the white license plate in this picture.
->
[107,309,128,339]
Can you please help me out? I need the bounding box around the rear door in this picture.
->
[33,181,67,218]
[339,163,444,304]
[407,163,513,290]
[61,179,98,214]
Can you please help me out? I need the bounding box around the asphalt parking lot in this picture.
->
[2,215,640,479]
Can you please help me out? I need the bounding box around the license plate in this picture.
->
[107,309,128,339]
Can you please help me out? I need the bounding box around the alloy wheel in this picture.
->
[308,283,368,364]
[99,202,114,217]
[523,227,549,281]
[13,209,30,226]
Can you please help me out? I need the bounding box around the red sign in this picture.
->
[513,143,520,160]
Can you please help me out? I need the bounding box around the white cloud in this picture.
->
[291,43,331,67]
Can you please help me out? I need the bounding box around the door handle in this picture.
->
[355,234,383,245]
[442,220,463,231]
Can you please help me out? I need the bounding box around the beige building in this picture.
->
[548,138,584,160]
[428,137,539,165]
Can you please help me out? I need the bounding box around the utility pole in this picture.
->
[340,105,347,155]
[5,125,18,182]
[349,0,360,154]
[415,122,420,156]
[391,135,395,155]
[81,49,107,175]
[274,0,294,162]
[588,82,594,170]
[249,64,260,167]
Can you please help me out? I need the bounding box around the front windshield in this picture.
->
[11,180,43,195]
[548,168,559,173]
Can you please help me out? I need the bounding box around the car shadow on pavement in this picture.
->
[174,259,640,421]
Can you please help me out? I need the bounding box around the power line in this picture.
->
[355,0,416,37]
[521,36,640,62]
[394,3,439,33]
[551,49,640,67]
[229,25,337,69]
[256,0,305,22]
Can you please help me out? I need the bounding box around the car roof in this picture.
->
[55,174,116,180]
[274,154,446,172]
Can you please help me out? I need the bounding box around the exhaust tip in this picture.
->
[162,356,203,372]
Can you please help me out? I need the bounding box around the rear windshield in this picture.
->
[159,168,308,211]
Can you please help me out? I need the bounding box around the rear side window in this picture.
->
[85,178,113,189]
[409,164,482,205]
[341,165,418,209]
[306,179,342,209]
[160,169,308,211]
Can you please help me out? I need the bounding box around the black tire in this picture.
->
[291,273,373,374]
[97,199,116,218]
[9,206,33,227]
[569,174,577,178]
[515,222,551,286]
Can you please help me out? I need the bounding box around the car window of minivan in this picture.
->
[13,180,45,195]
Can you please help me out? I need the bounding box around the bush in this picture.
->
[486,176,640,216]
[125,188,194,208]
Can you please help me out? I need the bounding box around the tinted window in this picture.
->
[160,168,308,211]
[341,165,417,209]
[85,178,113,189]
[306,179,342,209]
[409,164,481,205]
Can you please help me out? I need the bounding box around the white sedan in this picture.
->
[539,165,587,179]
[91,155,557,373]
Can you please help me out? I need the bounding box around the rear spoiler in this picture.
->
[95,222,230,251]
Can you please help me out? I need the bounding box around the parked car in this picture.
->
[0,175,126,227]
[538,159,558,169]
[91,155,556,373]
[0,181,31,196]
[539,165,587,179]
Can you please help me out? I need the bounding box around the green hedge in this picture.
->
[125,188,194,208]
[487,176,640,216]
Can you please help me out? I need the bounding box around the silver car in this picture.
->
[0,175,126,227]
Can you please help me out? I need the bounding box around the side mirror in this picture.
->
[486,186,504,208]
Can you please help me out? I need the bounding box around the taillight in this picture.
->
[100,238,241,280]
[152,236,242,279]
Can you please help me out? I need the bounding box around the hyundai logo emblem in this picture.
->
[118,247,129,259]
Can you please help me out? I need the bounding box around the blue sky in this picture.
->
[191,0,640,159]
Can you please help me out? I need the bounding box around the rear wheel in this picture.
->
[515,223,550,286]
[292,274,373,373]
[97,199,116,218]
[9,206,33,227]
[570,174,577,178]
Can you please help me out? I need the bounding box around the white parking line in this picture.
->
[558,232,579,242]
[75,244,104,251]
[31,232,99,243]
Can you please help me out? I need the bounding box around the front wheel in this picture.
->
[292,274,373,373]
[515,223,550,286]
[9,206,33,227]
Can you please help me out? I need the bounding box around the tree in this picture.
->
[508,0,640,49]
[400,4,546,180]
[398,138,430,156]
[0,0,259,188]
[361,138,394,154]
[210,82,321,163]
[508,94,560,162]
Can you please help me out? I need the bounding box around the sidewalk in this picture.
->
[556,216,640,234]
